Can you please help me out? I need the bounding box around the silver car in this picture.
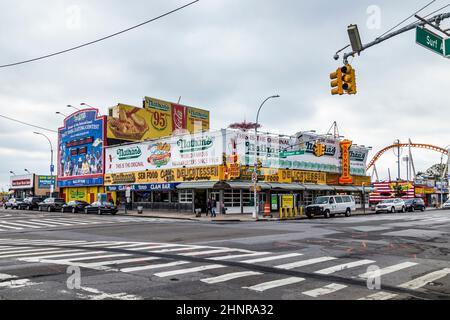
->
[443,200,450,210]
[375,198,406,214]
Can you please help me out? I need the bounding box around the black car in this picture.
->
[404,198,426,212]
[4,198,24,210]
[38,198,66,212]
[18,197,44,211]
[61,200,90,213]
[84,201,118,215]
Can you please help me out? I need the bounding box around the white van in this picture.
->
[305,195,356,219]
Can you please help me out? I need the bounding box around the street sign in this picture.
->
[125,186,132,198]
[50,165,55,173]
[279,150,305,158]
[416,27,444,56]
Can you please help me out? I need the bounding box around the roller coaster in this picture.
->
[367,141,450,182]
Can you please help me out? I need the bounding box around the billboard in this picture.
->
[10,174,34,189]
[105,130,224,174]
[57,109,105,188]
[38,176,56,189]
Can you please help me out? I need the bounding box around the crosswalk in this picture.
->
[0,216,166,232]
[0,238,449,300]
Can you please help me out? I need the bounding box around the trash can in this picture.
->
[137,206,143,214]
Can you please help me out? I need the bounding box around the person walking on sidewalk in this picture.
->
[206,198,212,217]
[211,198,217,218]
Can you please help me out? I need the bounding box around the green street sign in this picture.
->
[446,38,450,58]
[416,27,444,56]
[280,150,305,158]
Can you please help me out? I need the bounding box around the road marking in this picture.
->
[154,264,225,278]
[398,268,450,290]
[244,277,305,292]
[20,258,117,271]
[0,273,17,280]
[0,248,84,259]
[121,261,190,273]
[64,253,130,262]
[44,218,92,225]
[201,271,263,284]
[14,220,66,227]
[359,262,419,279]
[240,253,303,264]
[151,246,207,253]
[26,250,107,260]
[210,252,272,261]
[0,221,41,229]
[87,257,161,267]
[182,248,238,256]
[33,219,88,225]
[315,260,376,275]
[76,286,142,300]
[302,283,347,297]
[276,257,337,270]
[0,278,38,289]
[358,291,398,300]
[0,247,36,254]
[0,224,23,230]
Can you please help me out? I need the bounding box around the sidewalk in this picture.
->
[116,209,380,222]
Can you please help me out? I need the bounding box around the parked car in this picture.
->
[61,200,90,213]
[375,198,406,213]
[404,198,426,212]
[3,198,24,210]
[84,201,118,215]
[38,198,66,212]
[18,197,45,211]
[443,199,450,210]
[306,195,356,219]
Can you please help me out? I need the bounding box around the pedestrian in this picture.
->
[211,198,217,218]
[206,198,211,217]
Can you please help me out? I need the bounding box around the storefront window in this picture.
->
[242,191,254,206]
[153,192,169,203]
[224,189,240,208]
[135,192,151,202]
[179,190,193,204]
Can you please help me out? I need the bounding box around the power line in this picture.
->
[423,2,450,17]
[376,0,438,40]
[0,0,200,69]
[0,114,57,133]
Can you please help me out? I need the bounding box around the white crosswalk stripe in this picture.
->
[276,257,337,270]
[359,262,418,279]
[244,277,305,292]
[358,291,398,300]
[154,264,225,278]
[201,271,263,284]
[240,253,303,264]
[0,221,41,229]
[209,252,272,261]
[121,261,190,273]
[398,268,450,290]
[302,283,347,297]
[87,257,161,267]
[315,260,376,275]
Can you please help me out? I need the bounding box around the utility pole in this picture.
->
[397,139,401,182]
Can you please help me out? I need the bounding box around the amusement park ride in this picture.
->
[367,140,450,183]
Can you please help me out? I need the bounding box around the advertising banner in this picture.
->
[107,104,152,141]
[38,176,56,189]
[104,166,222,185]
[57,109,105,187]
[171,103,189,135]
[10,174,34,189]
[106,183,178,192]
[187,107,210,133]
[106,130,224,174]
[143,97,173,137]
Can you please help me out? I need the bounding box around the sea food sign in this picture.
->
[58,109,105,187]
[105,131,223,174]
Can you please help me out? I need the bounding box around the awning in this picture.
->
[176,182,224,189]
[269,183,306,191]
[333,186,359,192]
[303,184,335,191]
[354,186,375,193]
[226,181,272,190]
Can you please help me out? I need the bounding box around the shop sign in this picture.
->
[105,166,222,185]
[10,174,34,189]
[106,131,223,174]
[339,140,353,184]
[69,190,86,200]
[279,170,327,184]
[106,183,178,192]
[271,195,278,210]
[281,195,294,209]
[58,177,104,188]
[38,176,56,189]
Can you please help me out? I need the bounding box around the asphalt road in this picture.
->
[0,207,448,300]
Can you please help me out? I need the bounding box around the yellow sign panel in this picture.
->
[107,104,152,141]
[339,140,353,184]
[105,166,222,185]
[187,107,210,133]
[281,195,294,209]
[143,97,173,137]
[279,170,327,184]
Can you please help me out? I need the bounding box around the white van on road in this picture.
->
[305,195,356,219]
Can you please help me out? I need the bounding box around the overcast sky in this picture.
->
[1,0,449,190]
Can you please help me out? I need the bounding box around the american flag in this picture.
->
[369,181,415,203]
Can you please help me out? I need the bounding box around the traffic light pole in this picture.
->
[338,12,450,64]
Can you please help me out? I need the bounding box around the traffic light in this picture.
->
[341,64,357,95]
[256,159,263,170]
[313,143,326,157]
[330,68,343,95]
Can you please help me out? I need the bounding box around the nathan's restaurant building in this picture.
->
[104,129,373,214]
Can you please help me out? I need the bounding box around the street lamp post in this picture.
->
[253,95,280,220]
[34,132,54,197]
[56,111,67,118]
[67,105,81,112]
[80,103,94,108]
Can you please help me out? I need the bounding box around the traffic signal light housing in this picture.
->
[330,64,357,95]
[313,143,326,157]
[341,64,357,95]
[330,68,343,95]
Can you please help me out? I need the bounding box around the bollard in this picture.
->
[300,206,303,218]
[294,207,298,219]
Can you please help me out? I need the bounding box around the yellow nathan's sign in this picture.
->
[339,140,353,184]
[187,107,210,133]
[143,97,173,137]
[105,166,222,185]
[235,167,326,185]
